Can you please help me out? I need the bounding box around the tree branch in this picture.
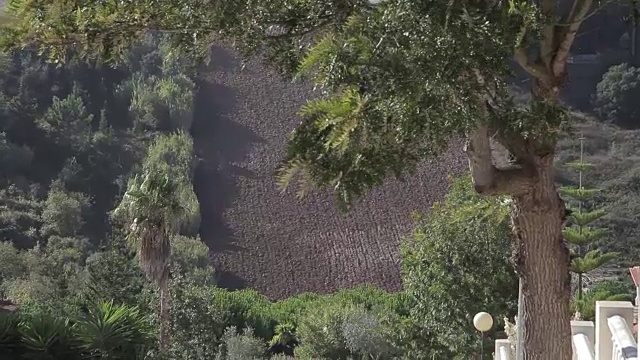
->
[514,45,552,82]
[465,127,535,196]
[551,0,594,77]
[539,0,557,68]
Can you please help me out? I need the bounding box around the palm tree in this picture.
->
[113,170,188,353]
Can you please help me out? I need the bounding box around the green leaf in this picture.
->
[559,187,600,202]
[563,226,607,246]
[564,161,595,172]
[75,300,153,357]
[571,250,618,273]
[567,209,606,227]
[297,33,338,79]
[19,314,78,358]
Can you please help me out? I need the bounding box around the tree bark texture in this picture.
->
[504,1,595,354]
[511,155,572,360]
[159,276,171,354]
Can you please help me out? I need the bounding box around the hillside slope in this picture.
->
[191,45,466,299]
[556,119,640,281]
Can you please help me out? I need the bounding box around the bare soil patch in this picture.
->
[192,45,466,299]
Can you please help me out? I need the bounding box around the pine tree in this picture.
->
[560,136,618,301]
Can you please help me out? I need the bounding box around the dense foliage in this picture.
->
[1,1,608,356]
[402,176,518,358]
[595,63,640,129]
[2,1,640,358]
[1,0,572,205]
[0,27,525,358]
[0,32,195,253]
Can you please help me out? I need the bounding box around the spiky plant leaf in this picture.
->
[308,88,367,154]
[76,300,153,358]
[275,158,304,194]
[0,313,20,357]
[19,315,79,359]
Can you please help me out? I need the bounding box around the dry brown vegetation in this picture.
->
[191,45,466,299]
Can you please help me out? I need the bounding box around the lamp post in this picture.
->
[474,312,494,359]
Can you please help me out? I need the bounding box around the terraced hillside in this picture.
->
[191,45,466,299]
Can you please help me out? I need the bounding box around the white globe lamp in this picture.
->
[473,312,493,359]
[473,312,494,332]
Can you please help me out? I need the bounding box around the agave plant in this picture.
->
[0,313,21,357]
[75,300,154,359]
[19,314,79,360]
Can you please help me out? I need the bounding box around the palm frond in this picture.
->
[113,170,186,283]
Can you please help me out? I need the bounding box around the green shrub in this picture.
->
[170,235,214,285]
[215,326,266,360]
[80,245,150,309]
[267,293,322,325]
[595,63,640,128]
[169,282,273,358]
[341,306,398,359]
[294,301,352,360]
[268,323,298,355]
[401,176,518,358]
[41,182,89,238]
[571,279,634,320]
[268,355,295,360]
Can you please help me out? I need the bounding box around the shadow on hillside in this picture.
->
[191,79,264,254]
[214,269,249,291]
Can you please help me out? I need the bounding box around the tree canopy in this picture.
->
[0,0,577,206]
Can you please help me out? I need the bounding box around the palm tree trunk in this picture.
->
[159,275,171,353]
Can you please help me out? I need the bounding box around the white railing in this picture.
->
[495,301,638,360]
[573,333,595,360]
[608,315,637,360]
[494,339,512,360]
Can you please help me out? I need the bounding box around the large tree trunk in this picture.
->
[511,155,572,360]
[467,131,573,359]
[159,275,171,353]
